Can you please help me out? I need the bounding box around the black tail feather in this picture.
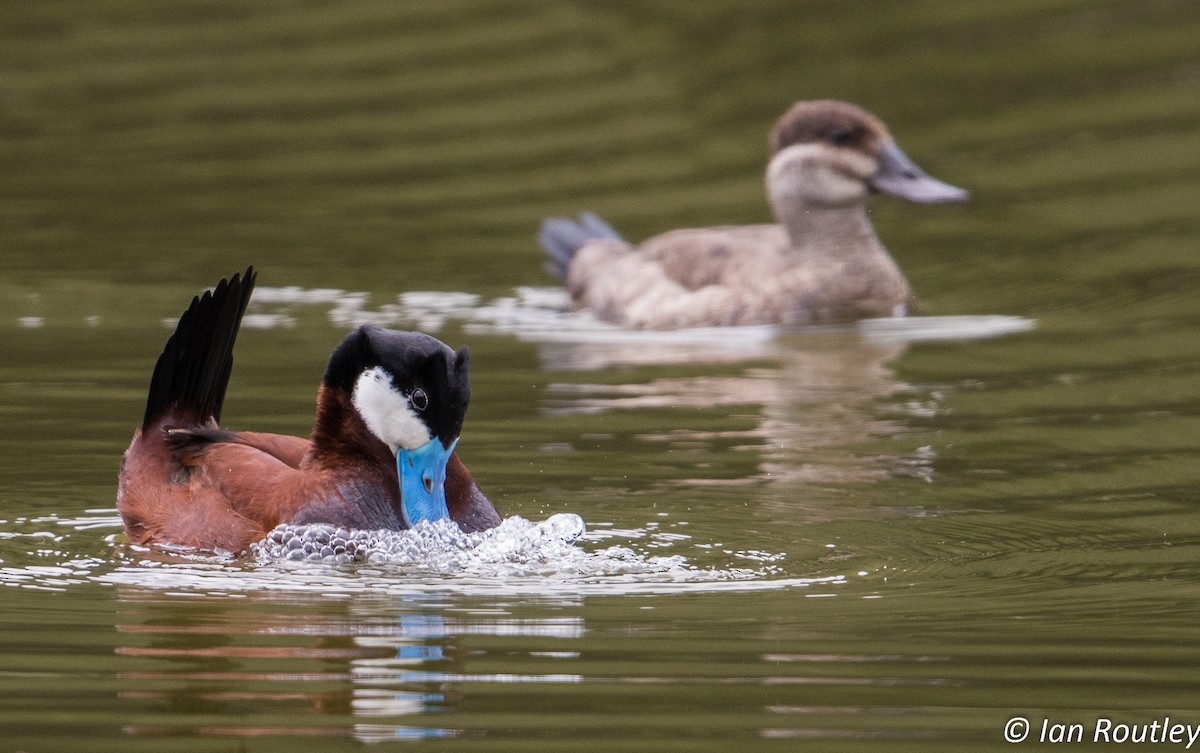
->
[538,212,623,280]
[142,267,257,430]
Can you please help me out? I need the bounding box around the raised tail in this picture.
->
[142,267,257,430]
[538,212,623,281]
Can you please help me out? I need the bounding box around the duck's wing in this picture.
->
[567,244,747,328]
[118,432,293,553]
[123,483,269,554]
[165,428,311,468]
[177,440,313,533]
[566,225,791,328]
[639,225,790,289]
[114,427,313,551]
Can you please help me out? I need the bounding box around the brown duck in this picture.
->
[540,100,968,329]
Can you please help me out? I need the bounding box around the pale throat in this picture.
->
[766,145,887,262]
[350,367,432,453]
[778,205,884,263]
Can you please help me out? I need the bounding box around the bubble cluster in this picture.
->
[248,514,688,578]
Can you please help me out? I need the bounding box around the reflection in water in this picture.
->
[524,300,1030,529]
[107,585,959,746]
[112,588,585,743]
[543,334,910,489]
[1,512,850,746]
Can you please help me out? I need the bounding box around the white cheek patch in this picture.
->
[351,367,431,452]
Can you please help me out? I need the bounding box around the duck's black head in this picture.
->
[324,325,470,451]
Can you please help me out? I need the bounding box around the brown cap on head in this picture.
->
[768,100,890,156]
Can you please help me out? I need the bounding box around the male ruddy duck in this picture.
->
[539,100,969,329]
[117,268,500,554]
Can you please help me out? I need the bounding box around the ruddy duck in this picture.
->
[117,268,500,553]
[540,100,968,329]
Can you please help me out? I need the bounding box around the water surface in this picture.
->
[4,1,1200,751]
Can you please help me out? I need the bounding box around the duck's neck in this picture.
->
[309,385,393,470]
[773,200,890,263]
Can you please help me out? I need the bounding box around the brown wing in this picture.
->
[182,442,314,531]
[118,438,284,553]
[225,431,311,468]
[641,225,790,289]
[120,425,319,552]
[566,225,795,328]
[164,427,311,468]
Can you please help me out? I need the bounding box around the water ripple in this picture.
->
[245,284,1033,353]
[0,509,838,598]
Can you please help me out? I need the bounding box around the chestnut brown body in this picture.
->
[117,269,500,554]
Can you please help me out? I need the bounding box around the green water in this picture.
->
[4,1,1200,750]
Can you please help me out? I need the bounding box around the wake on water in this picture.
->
[248,514,692,578]
[249,284,1035,348]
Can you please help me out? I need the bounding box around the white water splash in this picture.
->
[0,509,842,597]
[248,514,689,578]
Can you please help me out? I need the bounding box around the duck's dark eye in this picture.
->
[827,128,853,147]
[410,388,428,411]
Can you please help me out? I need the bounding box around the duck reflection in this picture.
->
[112,586,583,743]
[539,330,919,494]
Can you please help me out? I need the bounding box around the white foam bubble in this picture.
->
[249,514,694,579]
[8,509,837,598]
